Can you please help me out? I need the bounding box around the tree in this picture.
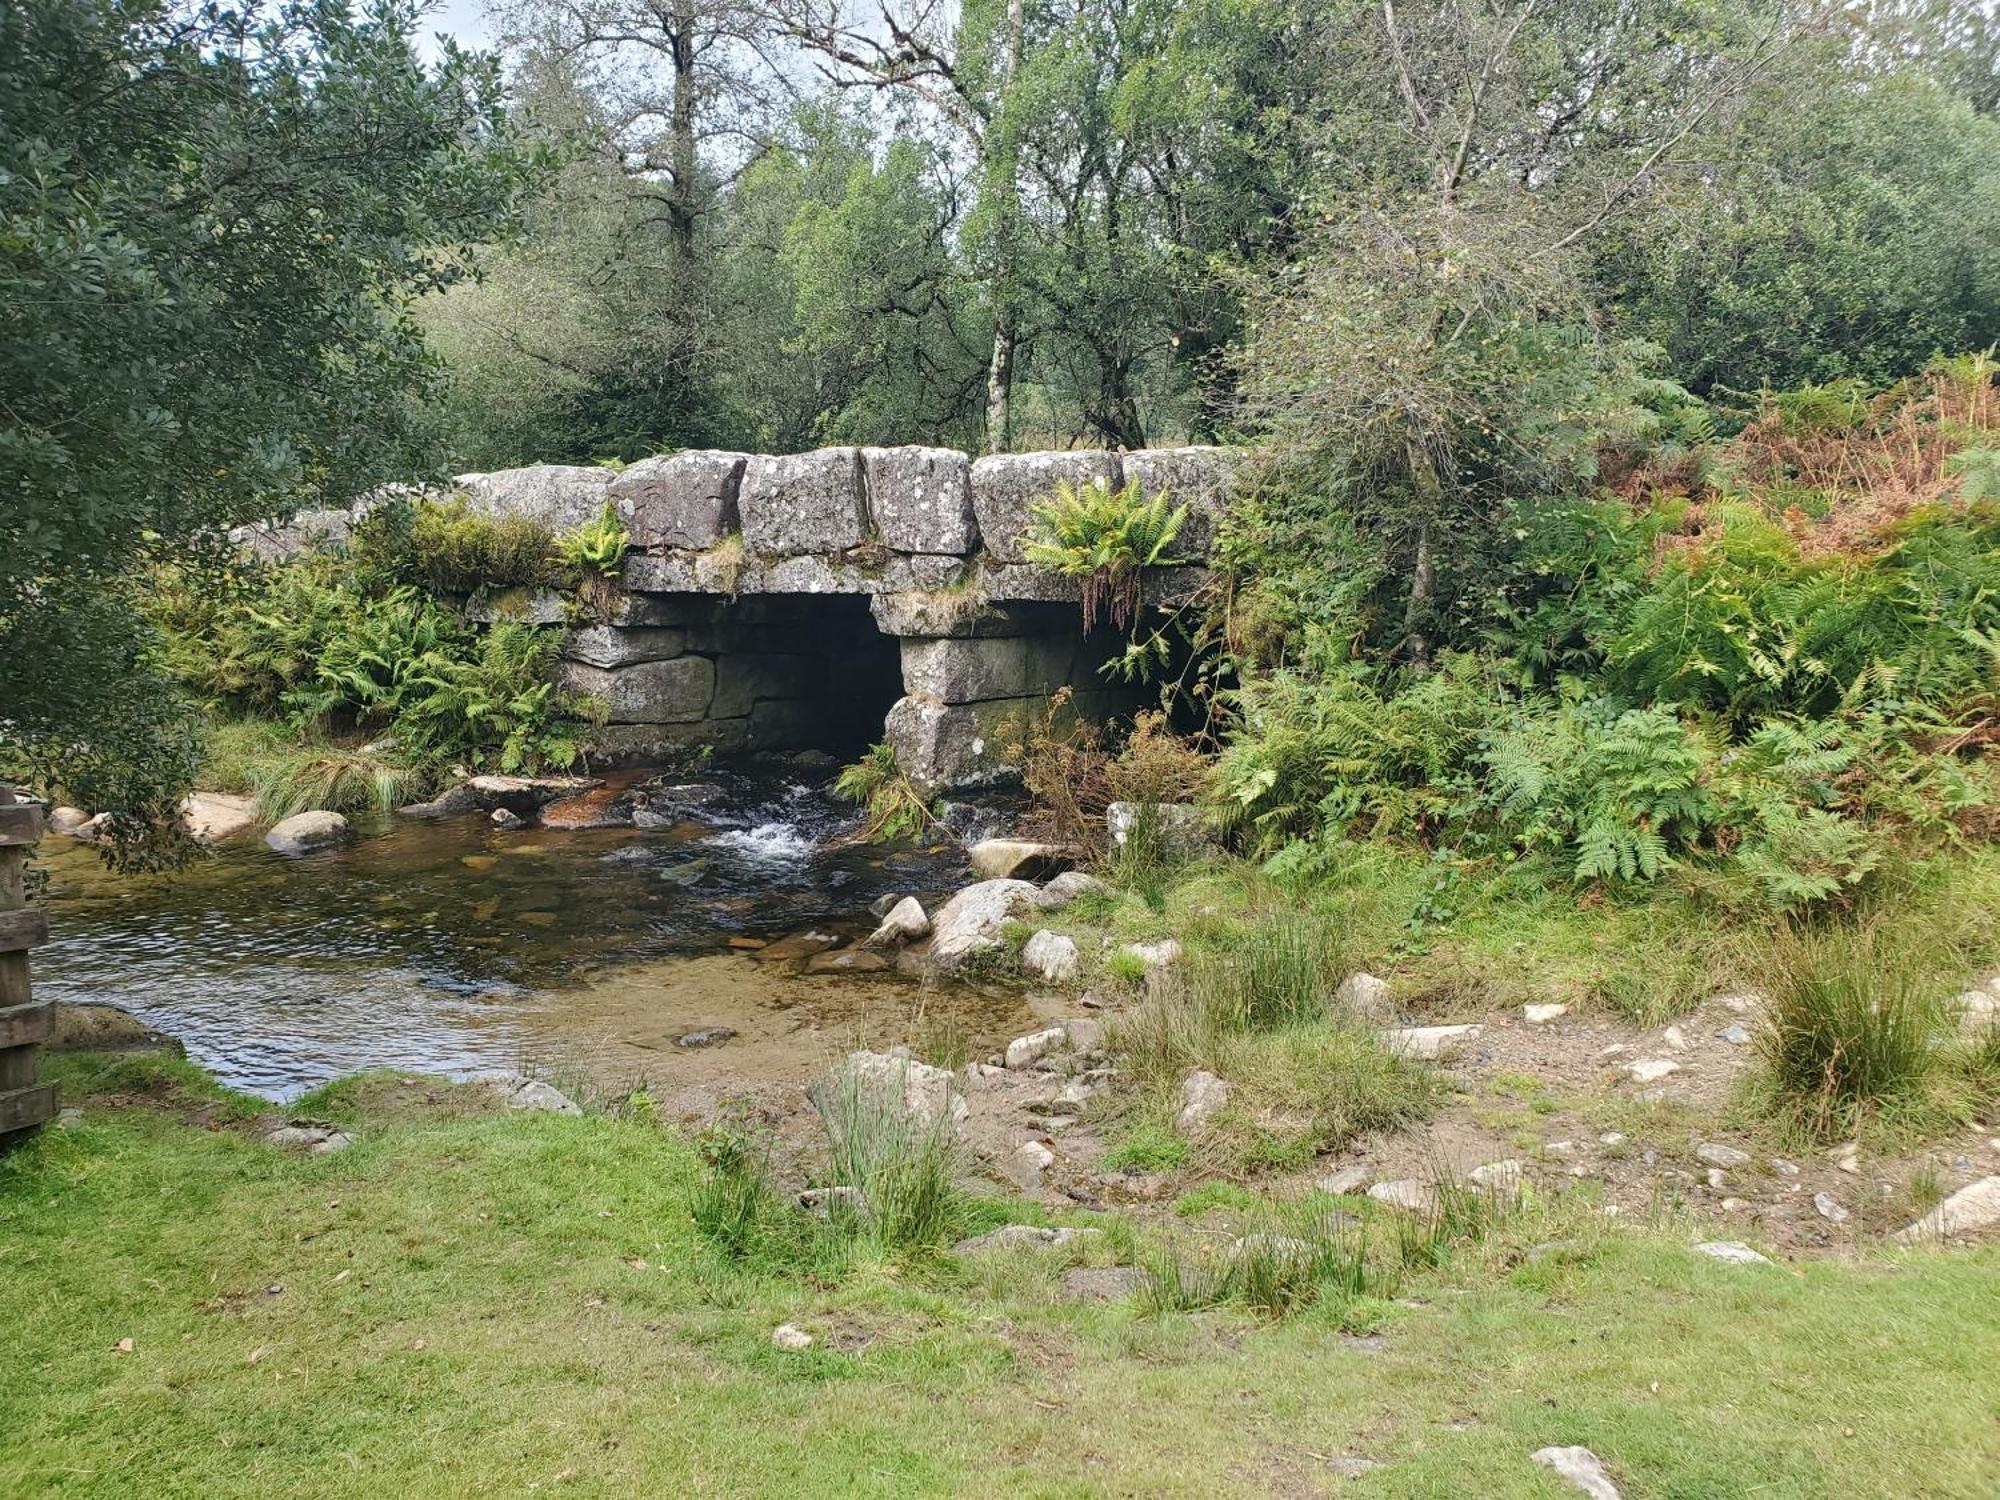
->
[0,0,534,860]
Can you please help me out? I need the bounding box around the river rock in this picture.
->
[862,445,978,554]
[1004,1021,1095,1071]
[1176,1069,1230,1132]
[180,791,258,843]
[1891,1175,2000,1243]
[1106,801,1218,862]
[1531,1445,1623,1499]
[1695,1142,1751,1171]
[1367,1179,1435,1213]
[1626,1058,1681,1083]
[1036,870,1110,909]
[969,450,1121,563]
[1524,1002,1569,1024]
[1020,930,1080,982]
[265,811,352,855]
[838,1050,968,1133]
[923,879,1040,969]
[397,782,484,820]
[492,1076,584,1115]
[1380,1024,1482,1061]
[953,1225,1102,1255]
[607,450,748,549]
[47,805,94,837]
[1952,989,1999,1036]
[739,447,868,554]
[675,1027,737,1049]
[1061,1266,1143,1301]
[865,896,931,947]
[490,808,526,830]
[1335,972,1395,1023]
[967,839,1072,881]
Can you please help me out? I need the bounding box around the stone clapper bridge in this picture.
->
[254,445,1234,790]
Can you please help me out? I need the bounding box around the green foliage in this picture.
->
[808,1063,968,1254]
[202,719,424,821]
[0,0,535,851]
[400,500,560,595]
[1025,478,1189,633]
[556,504,631,578]
[834,742,939,843]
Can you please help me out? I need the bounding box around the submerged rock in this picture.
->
[807,948,889,974]
[751,930,842,963]
[265,811,352,855]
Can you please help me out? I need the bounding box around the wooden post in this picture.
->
[0,787,55,1144]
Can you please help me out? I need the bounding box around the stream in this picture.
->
[33,770,1034,1102]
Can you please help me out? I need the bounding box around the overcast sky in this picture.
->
[417,0,494,58]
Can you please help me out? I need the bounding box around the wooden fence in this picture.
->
[0,787,54,1143]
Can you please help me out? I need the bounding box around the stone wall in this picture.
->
[244,444,1239,790]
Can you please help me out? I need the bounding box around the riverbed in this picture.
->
[33,771,1035,1101]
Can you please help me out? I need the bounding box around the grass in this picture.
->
[202,717,427,821]
[5,1058,1999,1497]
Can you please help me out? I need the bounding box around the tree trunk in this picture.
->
[666,0,698,281]
[982,0,1024,454]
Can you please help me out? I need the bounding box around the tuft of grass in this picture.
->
[833,741,939,844]
[1102,1123,1189,1173]
[203,717,426,821]
[1755,925,1947,1139]
[809,1061,968,1253]
[689,1109,802,1265]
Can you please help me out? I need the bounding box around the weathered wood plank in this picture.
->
[0,803,44,848]
[0,1001,52,1049]
[0,908,50,952]
[0,953,28,1009]
[0,1082,59,1135]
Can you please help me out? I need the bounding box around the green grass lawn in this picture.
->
[2,1057,1996,1499]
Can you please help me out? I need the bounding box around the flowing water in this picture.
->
[34,770,1035,1101]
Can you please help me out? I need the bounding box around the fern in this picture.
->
[1024,477,1188,633]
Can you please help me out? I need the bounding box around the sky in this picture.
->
[416,0,495,58]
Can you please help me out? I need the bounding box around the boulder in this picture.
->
[1106,801,1218,862]
[1334,972,1395,1023]
[969,450,1122,564]
[181,791,258,843]
[555,658,716,724]
[862,445,979,554]
[967,838,1074,881]
[922,879,1040,969]
[1005,1139,1056,1192]
[1531,1445,1623,1500]
[1176,1069,1230,1132]
[1120,446,1237,558]
[264,811,352,855]
[1020,930,1080,983]
[491,1076,583,1115]
[607,450,748,549]
[1379,1024,1482,1061]
[47,806,94,837]
[397,782,485,820]
[456,464,613,534]
[837,1049,968,1133]
[1892,1175,2000,1243]
[738,447,868,554]
[1036,870,1111,909]
[1952,989,1999,1036]
[865,896,931,948]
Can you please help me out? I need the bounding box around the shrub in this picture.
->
[1755,925,1947,1138]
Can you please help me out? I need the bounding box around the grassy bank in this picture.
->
[3,1054,1996,1497]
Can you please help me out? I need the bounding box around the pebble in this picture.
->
[1626,1059,1680,1083]
[1314,1165,1373,1196]
[1718,1024,1752,1045]
[1367,1179,1434,1213]
[771,1324,813,1352]
[1813,1192,1849,1224]
[1523,1002,1569,1024]
[1695,1143,1751,1171]
[675,1026,736,1049]
[1771,1157,1800,1177]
